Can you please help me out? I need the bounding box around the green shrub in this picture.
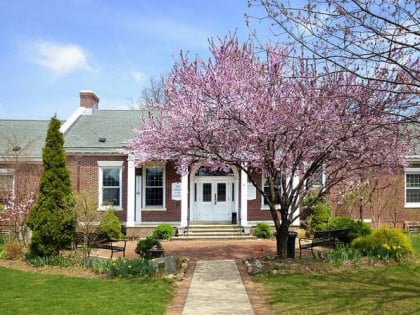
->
[135,236,163,259]
[302,194,331,234]
[152,223,174,240]
[97,209,123,239]
[321,216,372,242]
[352,228,414,261]
[254,222,273,239]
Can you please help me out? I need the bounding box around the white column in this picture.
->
[240,168,248,227]
[126,156,136,227]
[291,175,300,226]
[180,172,189,227]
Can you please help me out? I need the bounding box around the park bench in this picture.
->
[75,232,126,259]
[404,221,420,234]
[299,228,351,258]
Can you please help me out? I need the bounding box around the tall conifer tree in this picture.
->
[27,117,76,256]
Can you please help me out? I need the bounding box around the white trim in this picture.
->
[189,162,239,223]
[240,167,248,226]
[0,169,15,197]
[135,175,142,224]
[126,157,136,227]
[143,164,166,210]
[180,173,188,227]
[60,107,93,134]
[404,168,420,208]
[261,175,281,210]
[97,161,124,167]
[98,163,123,210]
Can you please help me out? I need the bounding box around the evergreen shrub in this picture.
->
[254,222,273,239]
[152,223,174,240]
[135,236,163,259]
[97,209,123,239]
[321,216,372,242]
[302,194,331,234]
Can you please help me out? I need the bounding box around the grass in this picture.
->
[0,268,174,315]
[256,234,420,315]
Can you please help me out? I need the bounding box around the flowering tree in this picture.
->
[248,0,419,95]
[127,36,417,258]
[0,194,35,244]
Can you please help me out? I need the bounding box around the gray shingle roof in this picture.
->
[63,109,146,153]
[0,120,50,159]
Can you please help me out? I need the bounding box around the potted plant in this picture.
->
[135,236,164,259]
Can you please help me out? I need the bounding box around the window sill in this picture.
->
[143,208,167,211]
[404,204,420,209]
[98,206,123,211]
[260,206,280,211]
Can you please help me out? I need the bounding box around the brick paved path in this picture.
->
[123,239,278,315]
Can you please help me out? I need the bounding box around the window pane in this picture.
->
[0,175,13,192]
[146,187,164,206]
[103,188,120,206]
[407,174,420,188]
[202,183,212,202]
[217,183,226,202]
[103,168,120,186]
[264,181,280,205]
[145,167,164,207]
[407,188,420,203]
[146,168,163,186]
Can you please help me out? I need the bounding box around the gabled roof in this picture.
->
[0,120,50,160]
[63,109,147,154]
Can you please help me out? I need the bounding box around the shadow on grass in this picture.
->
[259,262,420,315]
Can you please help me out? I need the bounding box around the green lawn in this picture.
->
[0,268,174,315]
[256,234,420,315]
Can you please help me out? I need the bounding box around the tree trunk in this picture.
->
[275,214,290,258]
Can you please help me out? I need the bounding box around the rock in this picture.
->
[249,259,263,275]
[149,256,177,273]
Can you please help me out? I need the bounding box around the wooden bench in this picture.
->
[75,233,126,259]
[404,221,420,234]
[299,229,351,258]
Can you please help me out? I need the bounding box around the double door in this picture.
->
[193,178,235,222]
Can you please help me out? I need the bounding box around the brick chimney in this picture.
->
[80,90,99,109]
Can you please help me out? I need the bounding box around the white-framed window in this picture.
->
[0,169,14,202]
[143,164,166,209]
[405,168,420,208]
[98,161,123,209]
[305,164,326,191]
[261,175,281,209]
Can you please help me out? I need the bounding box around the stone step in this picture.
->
[173,224,253,240]
[172,235,256,241]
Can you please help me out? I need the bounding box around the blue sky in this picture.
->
[0,0,267,120]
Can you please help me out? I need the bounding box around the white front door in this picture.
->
[193,178,235,222]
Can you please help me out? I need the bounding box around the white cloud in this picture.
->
[131,71,145,83]
[28,40,93,76]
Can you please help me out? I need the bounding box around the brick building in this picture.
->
[1,91,419,236]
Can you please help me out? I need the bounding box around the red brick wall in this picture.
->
[247,171,273,221]
[331,170,420,228]
[67,155,127,222]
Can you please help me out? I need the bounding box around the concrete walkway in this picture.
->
[182,260,254,315]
